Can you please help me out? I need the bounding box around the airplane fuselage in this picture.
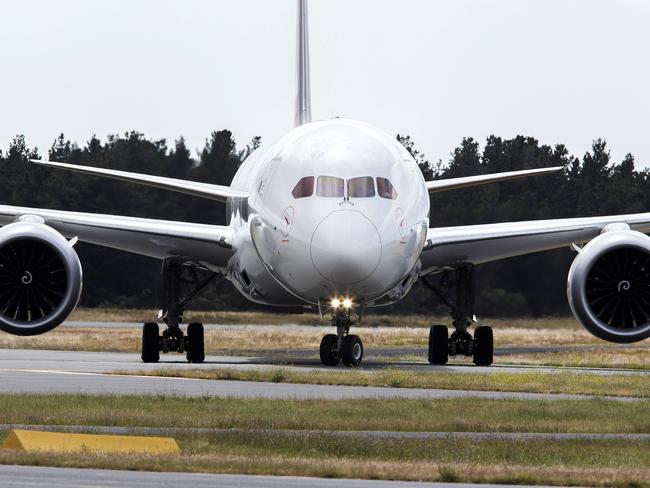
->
[226,119,430,308]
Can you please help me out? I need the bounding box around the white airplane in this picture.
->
[0,0,648,367]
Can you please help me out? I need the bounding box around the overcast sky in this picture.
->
[1,0,649,168]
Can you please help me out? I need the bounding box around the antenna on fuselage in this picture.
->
[294,0,312,127]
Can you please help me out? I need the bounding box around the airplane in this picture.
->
[0,0,648,367]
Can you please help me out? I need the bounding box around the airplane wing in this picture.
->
[29,159,247,203]
[425,167,562,193]
[420,212,650,274]
[0,205,234,271]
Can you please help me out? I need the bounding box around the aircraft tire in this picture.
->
[186,322,205,363]
[428,325,448,365]
[319,334,340,366]
[142,322,160,363]
[473,326,493,366]
[341,335,363,367]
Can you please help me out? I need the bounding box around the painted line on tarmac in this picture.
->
[0,368,201,381]
[0,424,648,441]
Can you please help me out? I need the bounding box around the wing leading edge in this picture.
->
[425,167,563,193]
[0,205,234,272]
[29,159,247,203]
[420,212,650,275]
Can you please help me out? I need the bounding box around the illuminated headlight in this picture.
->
[342,298,353,309]
[331,298,341,309]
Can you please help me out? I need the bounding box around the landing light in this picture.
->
[330,297,354,310]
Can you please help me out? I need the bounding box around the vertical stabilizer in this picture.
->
[294,0,312,127]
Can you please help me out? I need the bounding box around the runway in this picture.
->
[0,465,562,488]
[0,348,643,401]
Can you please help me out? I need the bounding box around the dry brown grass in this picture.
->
[1,394,648,485]
[0,451,647,487]
[0,326,431,352]
[0,431,648,487]
[500,347,650,369]
[68,308,583,330]
[0,325,602,353]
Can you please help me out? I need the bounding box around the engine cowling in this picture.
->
[0,220,82,336]
[568,229,650,343]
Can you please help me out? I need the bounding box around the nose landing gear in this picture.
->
[423,265,494,366]
[319,306,364,367]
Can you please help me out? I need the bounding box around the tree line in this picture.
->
[0,131,645,317]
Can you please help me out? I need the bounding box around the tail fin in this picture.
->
[294,0,312,127]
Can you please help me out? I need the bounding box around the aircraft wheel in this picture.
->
[428,324,448,365]
[142,322,160,363]
[341,335,363,367]
[319,334,340,366]
[473,326,493,366]
[186,322,205,363]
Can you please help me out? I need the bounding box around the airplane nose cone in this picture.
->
[310,210,381,284]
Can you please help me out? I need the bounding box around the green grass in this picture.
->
[0,394,648,433]
[122,367,650,398]
[1,394,648,486]
[0,430,648,486]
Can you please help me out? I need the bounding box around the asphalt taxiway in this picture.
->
[0,321,647,399]
[0,348,645,401]
[0,465,573,488]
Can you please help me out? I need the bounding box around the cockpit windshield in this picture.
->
[317,176,345,198]
[291,175,397,200]
[376,177,398,200]
[292,176,314,198]
[348,177,375,198]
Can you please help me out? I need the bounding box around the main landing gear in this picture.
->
[320,305,364,367]
[423,265,494,366]
[141,260,216,364]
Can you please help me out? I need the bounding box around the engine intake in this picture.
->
[568,229,650,343]
[0,221,82,336]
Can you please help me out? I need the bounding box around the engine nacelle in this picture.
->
[568,229,650,343]
[0,220,82,336]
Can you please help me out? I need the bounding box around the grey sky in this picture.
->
[1,0,648,168]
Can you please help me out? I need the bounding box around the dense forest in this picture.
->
[0,130,646,317]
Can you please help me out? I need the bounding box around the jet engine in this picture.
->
[0,219,82,336]
[568,228,650,343]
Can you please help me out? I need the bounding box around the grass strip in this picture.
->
[2,424,649,441]
[68,308,585,330]
[499,348,650,370]
[122,367,650,398]
[0,326,608,354]
[0,431,647,487]
[0,394,647,434]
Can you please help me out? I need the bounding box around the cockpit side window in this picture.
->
[317,176,344,198]
[292,176,315,198]
[376,177,398,200]
[348,176,375,198]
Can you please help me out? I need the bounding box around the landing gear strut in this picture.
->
[423,264,493,366]
[141,260,216,363]
[320,308,364,367]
